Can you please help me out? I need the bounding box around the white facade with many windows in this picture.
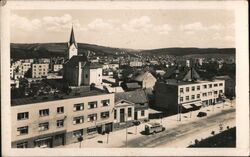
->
[155,79,225,111]
[31,63,49,78]
[11,92,115,148]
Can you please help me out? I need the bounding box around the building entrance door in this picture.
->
[120,108,125,123]
[54,133,65,146]
[134,111,138,120]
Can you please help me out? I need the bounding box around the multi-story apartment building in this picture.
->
[11,89,115,148]
[10,66,14,79]
[19,62,31,75]
[129,61,143,67]
[53,64,63,72]
[154,79,225,112]
[32,63,49,78]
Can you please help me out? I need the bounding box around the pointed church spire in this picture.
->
[67,24,78,59]
[69,24,77,48]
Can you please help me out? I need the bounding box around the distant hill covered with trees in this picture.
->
[11,42,235,59]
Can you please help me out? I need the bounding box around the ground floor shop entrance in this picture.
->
[34,137,53,148]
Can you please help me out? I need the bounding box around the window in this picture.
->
[39,109,49,117]
[186,96,189,101]
[74,103,84,111]
[88,101,97,109]
[186,87,189,92]
[17,112,29,120]
[203,85,207,89]
[219,83,223,86]
[214,84,218,87]
[219,90,223,93]
[101,99,110,107]
[87,127,97,134]
[208,92,212,96]
[180,97,183,102]
[17,142,28,148]
[73,129,83,137]
[114,109,117,119]
[141,110,145,116]
[191,95,195,100]
[197,94,200,99]
[214,91,218,94]
[128,108,132,117]
[57,119,64,128]
[73,116,84,124]
[100,111,109,119]
[197,86,200,90]
[57,107,64,114]
[17,126,28,135]
[85,74,88,78]
[202,93,207,97]
[180,88,184,93]
[39,122,49,131]
[87,114,97,122]
[192,86,195,91]
[209,84,212,88]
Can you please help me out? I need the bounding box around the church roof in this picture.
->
[65,55,88,67]
[69,26,77,48]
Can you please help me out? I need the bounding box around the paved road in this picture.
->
[124,108,235,148]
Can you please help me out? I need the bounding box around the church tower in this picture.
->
[67,26,78,59]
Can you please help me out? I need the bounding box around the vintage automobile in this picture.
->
[144,122,165,135]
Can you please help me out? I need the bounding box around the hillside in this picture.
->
[140,47,235,56]
[10,43,235,59]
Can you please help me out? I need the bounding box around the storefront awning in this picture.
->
[192,103,202,107]
[35,136,52,142]
[182,104,193,109]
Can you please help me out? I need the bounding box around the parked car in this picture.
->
[133,120,141,126]
[144,122,165,135]
[197,111,207,117]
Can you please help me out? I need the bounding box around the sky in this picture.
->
[11,10,235,49]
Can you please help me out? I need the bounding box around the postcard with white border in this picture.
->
[1,0,249,156]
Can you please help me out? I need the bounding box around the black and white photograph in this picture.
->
[1,1,249,156]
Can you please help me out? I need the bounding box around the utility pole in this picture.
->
[106,131,109,144]
[125,113,128,147]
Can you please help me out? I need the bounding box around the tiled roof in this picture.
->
[115,90,148,104]
[163,67,200,81]
[125,82,141,89]
[133,71,156,82]
[11,88,106,106]
[89,62,103,69]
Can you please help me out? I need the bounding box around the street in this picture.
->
[59,100,235,148]
[126,108,235,147]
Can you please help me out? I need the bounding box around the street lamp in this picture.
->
[230,96,234,107]
[77,136,83,148]
[125,113,128,147]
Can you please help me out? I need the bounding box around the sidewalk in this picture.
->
[58,99,235,148]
